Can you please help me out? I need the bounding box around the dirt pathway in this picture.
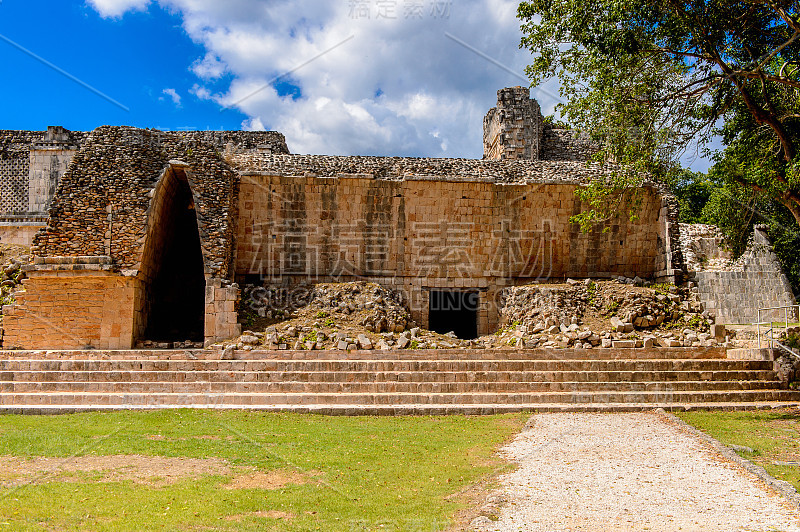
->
[472,412,800,532]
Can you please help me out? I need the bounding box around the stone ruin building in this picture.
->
[0,86,793,351]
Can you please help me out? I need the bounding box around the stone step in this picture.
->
[0,348,788,414]
[1,380,785,394]
[0,359,774,373]
[3,389,799,407]
[0,369,779,384]
[0,347,728,361]
[4,401,800,415]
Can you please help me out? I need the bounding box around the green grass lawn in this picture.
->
[0,410,526,531]
[677,409,800,491]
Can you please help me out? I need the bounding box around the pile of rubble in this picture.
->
[225,281,470,351]
[221,277,736,351]
[489,279,728,349]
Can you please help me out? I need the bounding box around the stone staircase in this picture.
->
[1,348,798,414]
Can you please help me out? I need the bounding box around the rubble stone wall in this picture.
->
[541,126,598,162]
[31,127,240,278]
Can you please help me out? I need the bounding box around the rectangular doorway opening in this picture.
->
[428,290,479,339]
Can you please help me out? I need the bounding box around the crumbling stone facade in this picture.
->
[1,88,688,349]
[681,224,797,323]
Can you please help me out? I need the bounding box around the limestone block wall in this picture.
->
[2,258,137,350]
[28,146,76,213]
[235,174,667,333]
[691,226,796,324]
[204,278,241,345]
[0,216,46,246]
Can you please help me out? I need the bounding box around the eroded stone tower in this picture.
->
[483,86,544,161]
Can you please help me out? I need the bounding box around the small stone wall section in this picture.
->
[679,223,733,271]
[0,127,88,216]
[689,226,796,324]
[2,257,137,350]
[540,125,598,162]
[204,278,241,345]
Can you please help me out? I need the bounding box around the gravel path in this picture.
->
[474,412,800,532]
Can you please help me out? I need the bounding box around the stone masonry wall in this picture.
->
[690,226,796,324]
[0,150,30,214]
[235,174,666,333]
[0,127,87,216]
[2,258,138,350]
[541,125,598,162]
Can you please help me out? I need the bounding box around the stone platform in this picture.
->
[1,348,798,414]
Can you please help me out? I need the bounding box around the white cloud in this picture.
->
[161,88,182,106]
[90,0,554,158]
[86,0,151,18]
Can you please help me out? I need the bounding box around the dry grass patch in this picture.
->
[0,454,231,487]
[145,434,235,442]
[223,468,321,490]
[224,510,294,522]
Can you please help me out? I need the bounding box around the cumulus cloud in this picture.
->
[87,0,151,18]
[89,0,561,158]
[161,88,182,106]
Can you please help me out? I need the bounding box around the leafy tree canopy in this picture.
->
[518,0,800,226]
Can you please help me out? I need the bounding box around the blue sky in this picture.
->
[0,0,716,170]
[0,1,248,131]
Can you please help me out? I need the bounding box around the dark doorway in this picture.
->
[144,176,206,342]
[428,290,479,339]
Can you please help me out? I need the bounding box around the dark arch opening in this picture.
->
[143,172,206,343]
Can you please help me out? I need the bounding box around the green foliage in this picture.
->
[237,304,258,329]
[586,281,599,307]
[571,174,643,232]
[782,332,800,351]
[685,314,707,331]
[663,169,715,224]
[301,330,319,344]
[518,0,800,230]
[315,311,328,319]
[410,339,420,349]
[603,299,621,316]
[649,283,672,296]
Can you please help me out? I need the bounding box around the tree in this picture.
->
[518,0,800,225]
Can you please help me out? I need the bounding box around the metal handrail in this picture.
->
[757,304,800,349]
[773,340,800,361]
